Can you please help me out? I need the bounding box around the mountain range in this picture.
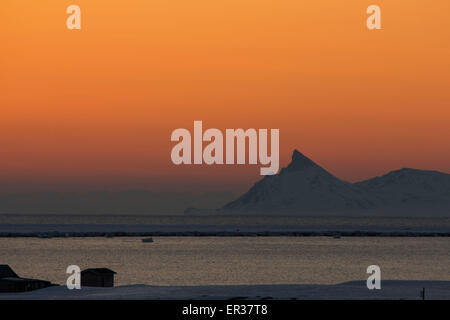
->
[195,149,450,216]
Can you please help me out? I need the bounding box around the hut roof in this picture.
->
[81,268,116,275]
[0,265,19,279]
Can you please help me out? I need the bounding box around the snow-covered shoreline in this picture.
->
[0,281,449,300]
[0,223,449,237]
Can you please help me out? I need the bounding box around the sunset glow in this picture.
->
[1,0,450,192]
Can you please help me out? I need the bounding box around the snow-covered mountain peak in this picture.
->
[285,149,320,173]
[188,149,450,216]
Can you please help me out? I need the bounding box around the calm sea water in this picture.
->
[1,237,448,286]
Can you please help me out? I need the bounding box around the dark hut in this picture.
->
[0,265,53,293]
[81,268,116,287]
[0,265,19,279]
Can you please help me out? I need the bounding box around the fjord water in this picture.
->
[1,236,449,286]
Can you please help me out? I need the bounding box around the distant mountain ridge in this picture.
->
[355,167,450,212]
[207,150,450,216]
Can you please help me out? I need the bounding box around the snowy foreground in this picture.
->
[1,281,449,300]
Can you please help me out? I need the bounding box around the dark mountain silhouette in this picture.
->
[213,150,450,216]
[222,150,376,214]
[355,168,450,213]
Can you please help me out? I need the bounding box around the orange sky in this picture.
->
[1,0,450,193]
